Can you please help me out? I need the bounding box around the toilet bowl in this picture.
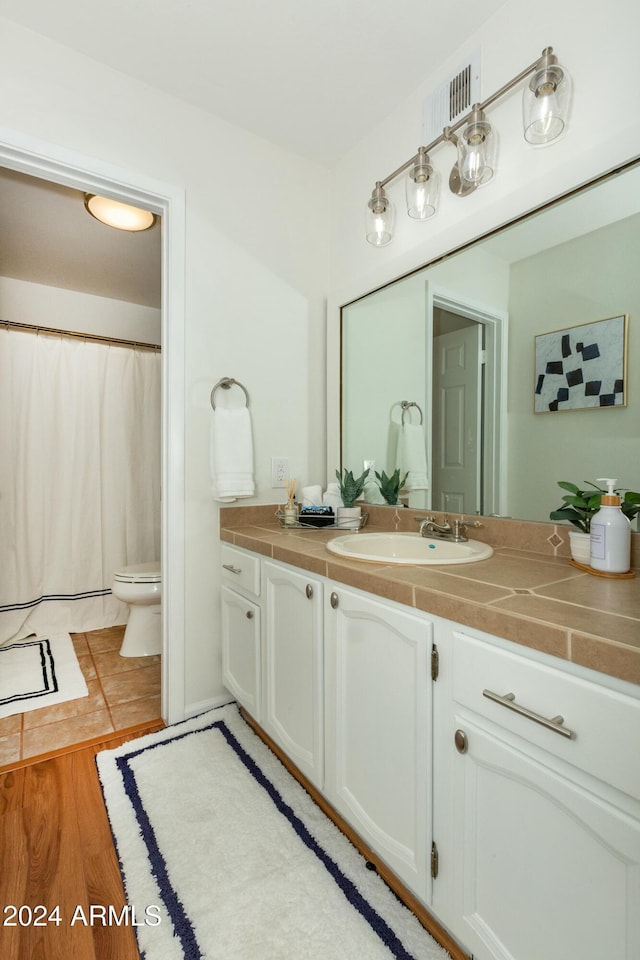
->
[112,561,162,657]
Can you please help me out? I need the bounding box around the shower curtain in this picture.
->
[0,327,161,644]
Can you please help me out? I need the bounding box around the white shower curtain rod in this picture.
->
[2,319,161,351]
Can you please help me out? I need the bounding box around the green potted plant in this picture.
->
[550,480,640,562]
[374,468,409,506]
[335,467,368,528]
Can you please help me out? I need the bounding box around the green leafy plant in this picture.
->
[621,490,640,526]
[374,468,409,506]
[335,468,368,508]
[550,480,640,533]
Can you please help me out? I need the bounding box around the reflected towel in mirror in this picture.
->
[397,423,428,491]
[210,407,255,501]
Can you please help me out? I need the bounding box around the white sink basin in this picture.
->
[326,532,493,565]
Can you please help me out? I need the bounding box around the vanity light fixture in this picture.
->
[366,181,394,246]
[366,46,571,245]
[84,194,157,232]
[523,47,571,144]
[406,147,440,220]
[456,105,496,186]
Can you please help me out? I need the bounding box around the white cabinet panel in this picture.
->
[451,715,640,960]
[221,543,261,597]
[221,585,261,719]
[325,586,433,900]
[452,630,640,800]
[263,561,324,789]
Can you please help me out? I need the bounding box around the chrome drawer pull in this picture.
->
[222,563,242,575]
[482,689,575,740]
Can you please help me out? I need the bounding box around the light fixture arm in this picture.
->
[372,47,563,194]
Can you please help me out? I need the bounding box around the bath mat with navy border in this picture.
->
[0,633,88,720]
[96,702,450,960]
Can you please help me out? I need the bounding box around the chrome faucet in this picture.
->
[417,515,483,542]
[417,516,452,539]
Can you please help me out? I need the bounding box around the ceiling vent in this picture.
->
[422,51,481,143]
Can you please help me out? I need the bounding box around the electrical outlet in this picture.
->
[271,457,289,488]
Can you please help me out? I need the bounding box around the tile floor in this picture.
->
[0,625,162,767]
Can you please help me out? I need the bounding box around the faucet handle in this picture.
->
[456,516,483,535]
[461,516,483,529]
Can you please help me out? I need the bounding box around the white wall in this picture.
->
[0,17,329,715]
[0,276,162,343]
[327,0,640,469]
[507,215,640,521]
[342,246,509,503]
[342,273,427,482]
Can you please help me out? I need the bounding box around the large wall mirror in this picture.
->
[341,159,639,524]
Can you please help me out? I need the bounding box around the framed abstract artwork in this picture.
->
[534,314,628,413]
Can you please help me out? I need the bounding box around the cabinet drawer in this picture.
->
[452,631,640,801]
[220,544,261,597]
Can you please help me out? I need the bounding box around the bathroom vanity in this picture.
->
[219,505,640,960]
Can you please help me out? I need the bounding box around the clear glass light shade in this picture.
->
[406,152,439,220]
[84,194,157,231]
[366,184,394,246]
[523,60,571,144]
[457,109,496,186]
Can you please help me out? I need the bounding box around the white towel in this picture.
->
[210,407,255,502]
[397,423,429,491]
[301,485,323,507]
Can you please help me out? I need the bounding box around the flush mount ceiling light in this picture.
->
[84,194,157,232]
[366,46,571,245]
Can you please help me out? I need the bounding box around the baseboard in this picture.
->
[184,693,235,719]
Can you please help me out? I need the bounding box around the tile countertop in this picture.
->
[219,504,640,688]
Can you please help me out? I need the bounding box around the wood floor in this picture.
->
[0,721,163,960]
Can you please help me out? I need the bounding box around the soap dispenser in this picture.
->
[589,478,631,573]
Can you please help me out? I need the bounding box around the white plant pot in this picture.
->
[337,506,362,530]
[568,530,591,564]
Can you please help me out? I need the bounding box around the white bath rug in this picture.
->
[0,633,89,720]
[97,702,450,960]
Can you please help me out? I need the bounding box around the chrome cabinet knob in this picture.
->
[330,592,339,609]
[454,729,468,754]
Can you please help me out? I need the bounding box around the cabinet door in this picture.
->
[263,561,324,789]
[451,715,640,960]
[325,585,432,900]
[221,585,261,719]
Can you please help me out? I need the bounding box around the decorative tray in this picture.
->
[275,510,369,531]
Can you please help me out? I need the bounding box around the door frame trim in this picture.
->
[428,286,507,518]
[0,128,187,724]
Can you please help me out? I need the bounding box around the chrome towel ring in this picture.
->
[210,377,250,410]
[400,400,423,425]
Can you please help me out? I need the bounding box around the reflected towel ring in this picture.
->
[400,400,423,425]
[210,377,250,410]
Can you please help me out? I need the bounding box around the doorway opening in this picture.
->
[0,132,186,750]
[430,295,505,517]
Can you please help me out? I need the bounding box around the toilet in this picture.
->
[112,561,162,657]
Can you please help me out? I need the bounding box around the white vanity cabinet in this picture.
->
[220,545,262,720]
[441,630,640,960]
[262,560,324,789]
[220,541,640,960]
[323,584,433,901]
